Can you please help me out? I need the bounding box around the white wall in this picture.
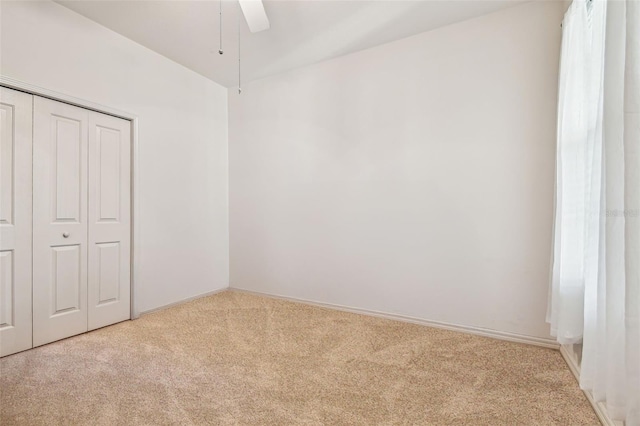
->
[1,1,229,314]
[229,1,565,340]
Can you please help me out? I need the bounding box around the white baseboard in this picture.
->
[229,287,560,349]
[138,286,229,316]
[559,345,624,426]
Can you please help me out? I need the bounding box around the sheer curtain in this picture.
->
[548,0,639,424]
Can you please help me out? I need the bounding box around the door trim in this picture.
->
[1,75,141,319]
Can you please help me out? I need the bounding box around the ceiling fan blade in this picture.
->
[238,0,270,33]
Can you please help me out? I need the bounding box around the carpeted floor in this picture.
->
[0,291,598,425]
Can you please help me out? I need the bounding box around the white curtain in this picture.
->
[548,0,639,424]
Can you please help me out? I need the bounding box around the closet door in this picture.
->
[33,96,89,347]
[88,111,131,330]
[0,87,33,357]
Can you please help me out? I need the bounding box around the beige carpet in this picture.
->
[1,291,598,425]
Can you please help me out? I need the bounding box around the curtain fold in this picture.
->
[624,2,639,423]
[548,0,639,423]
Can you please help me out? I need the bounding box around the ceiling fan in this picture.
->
[238,0,270,33]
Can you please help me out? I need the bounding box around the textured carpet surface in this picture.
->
[1,291,598,425]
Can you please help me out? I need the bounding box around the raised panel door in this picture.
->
[87,112,131,330]
[33,96,89,347]
[0,87,33,357]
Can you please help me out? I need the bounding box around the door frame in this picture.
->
[1,76,141,319]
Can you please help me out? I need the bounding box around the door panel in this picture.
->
[88,112,130,330]
[0,251,13,327]
[96,242,120,304]
[0,106,14,225]
[53,118,82,221]
[0,87,33,357]
[52,245,82,314]
[33,96,89,347]
[96,127,121,222]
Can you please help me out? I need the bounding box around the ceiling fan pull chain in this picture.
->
[238,2,242,95]
[218,0,223,54]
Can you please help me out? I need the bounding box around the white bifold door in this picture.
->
[32,96,131,347]
[1,90,131,356]
[86,112,131,332]
[0,88,33,357]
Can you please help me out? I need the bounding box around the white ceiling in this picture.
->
[56,0,528,88]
